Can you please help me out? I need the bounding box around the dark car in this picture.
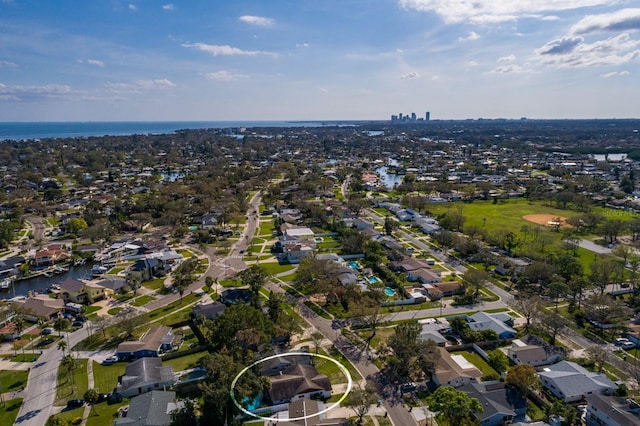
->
[67,399,85,409]
[72,321,84,327]
[97,393,111,403]
[107,393,123,405]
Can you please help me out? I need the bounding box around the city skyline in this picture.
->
[0,1,639,122]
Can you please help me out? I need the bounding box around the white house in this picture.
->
[585,394,640,426]
[539,361,617,402]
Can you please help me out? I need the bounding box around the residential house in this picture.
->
[114,390,179,426]
[200,213,219,230]
[423,281,464,300]
[460,382,527,426]
[407,268,442,284]
[585,394,640,426]
[269,364,332,405]
[539,361,618,402]
[221,288,253,305]
[418,318,451,346]
[284,244,314,264]
[191,301,226,321]
[259,349,313,376]
[0,256,25,278]
[59,277,110,304]
[116,358,175,398]
[34,245,71,267]
[351,218,374,231]
[413,216,441,234]
[508,336,565,367]
[467,312,517,339]
[18,296,64,321]
[116,325,177,360]
[432,347,482,388]
[278,398,347,426]
[95,277,127,295]
[131,258,164,281]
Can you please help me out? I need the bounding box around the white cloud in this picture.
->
[571,8,640,35]
[497,54,517,62]
[399,0,612,24]
[205,70,247,81]
[400,71,420,79]
[0,82,72,101]
[600,70,630,77]
[489,64,526,73]
[465,60,479,67]
[319,88,329,93]
[87,59,105,67]
[458,31,480,42]
[239,15,274,27]
[162,4,174,11]
[535,33,640,67]
[431,74,441,80]
[106,79,175,93]
[128,4,136,11]
[0,60,17,68]
[296,43,310,48]
[182,42,273,57]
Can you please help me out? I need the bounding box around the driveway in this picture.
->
[577,239,612,255]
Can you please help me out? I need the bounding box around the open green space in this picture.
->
[48,405,85,426]
[178,249,194,258]
[106,307,123,316]
[163,350,209,372]
[0,398,22,425]
[131,295,155,307]
[85,306,102,315]
[92,361,127,394]
[314,349,351,384]
[9,353,40,362]
[259,262,295,275]
[55,358,89,405]
[0,369,29,391]
[142,277,166,291]
[86,400,128,426]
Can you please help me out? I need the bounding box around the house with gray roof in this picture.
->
[539,361,618,402]
[268,364,332,405]
[460,382,527,426]
[114,390,179,426]
[116,325,176,360]
[468,312,516,339]
[116,358,175,398]
[585,394,640,426]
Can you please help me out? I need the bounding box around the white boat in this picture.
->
[0,279,10,290]
[91,265,108,277]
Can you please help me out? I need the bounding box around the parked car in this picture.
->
[72,321,84,327]
[41,327,54,335]
[615,337,631,346]
[97,393,111,402]
[101,356,119,365]
[67,399,85,409]
[622,341,636,350]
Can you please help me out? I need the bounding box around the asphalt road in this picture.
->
[15,328,87,426]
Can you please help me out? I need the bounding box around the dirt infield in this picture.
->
[523,214,571,228]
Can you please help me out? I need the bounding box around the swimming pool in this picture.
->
[242,395,262,411]
[315,237,323,242]
[367,276,381,284]
[347,261,360,269]
[384,287,396,296]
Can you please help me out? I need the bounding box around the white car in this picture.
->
[621,341,636,350]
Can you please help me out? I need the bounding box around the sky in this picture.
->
[0,0,639,121]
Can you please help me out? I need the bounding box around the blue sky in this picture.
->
[0,0,638,121]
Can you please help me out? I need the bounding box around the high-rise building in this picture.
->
[425,111,430,121]
[411,112,416,121]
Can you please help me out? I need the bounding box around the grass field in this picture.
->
[0,398,22,425]
[0,370,29,391]
[260,262,295,275]
[131,295,155,307]
[163,350,209,372]
[55,358,89,405]
[314,349,351,384]
[142,278,166,291]
[92,361,126,394]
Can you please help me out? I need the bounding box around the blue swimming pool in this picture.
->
[347,261,360,269]
[367,276,381,284]
[384,287,396,296]
[242,395,262,411]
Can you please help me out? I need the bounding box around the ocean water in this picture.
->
[0,121,321,141]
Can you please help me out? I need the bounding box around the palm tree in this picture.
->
[84,388,99,416]
[54,317,70,337]
[61,355,76,392]
[57,339,67,355]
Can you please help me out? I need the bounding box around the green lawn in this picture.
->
[142,278,166,291]
[178,249,194,258]
[86,400,128,426]
[9,353,40,362]
[131,295,155,307]
[163,351,209,372]
[106,307,123,316]
[0,398,22,425]
[451,350,498,378]
[92,361,127,394]
[47,406,85,425]
[85,306,102,315]
[55,358,89,405]
[0,370,29,391]
[260,262,295,275]
[314,349,350,384]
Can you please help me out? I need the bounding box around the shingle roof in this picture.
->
[117,358,174,394]
[586,394,640,426]
[114,390,178,426]
[460,382,526,422]
[269,364,331,403]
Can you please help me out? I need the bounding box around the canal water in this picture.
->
[1,264,94,300]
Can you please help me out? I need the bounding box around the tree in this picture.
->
[93,315,110,338]
[311,331,324,354]
[170,398,198,426]
[506,365,537,398]
[126,271,142,295]
[54,317,70,337]
[57,339,67,355]
[238,264,268,298]
[117,310,142,338]
[61,355,77,393]
[84,388,99,416]
[427,386,482,425]
[345,382,377,424]
[383,215,399,236]
[535,308,567,345]
[510,294,541,331]
[462,268,488,301]
[386,321,439,381]
[586,345,609,373]
[487,350,509,374]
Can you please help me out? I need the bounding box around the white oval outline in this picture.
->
[230,351,353,422]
